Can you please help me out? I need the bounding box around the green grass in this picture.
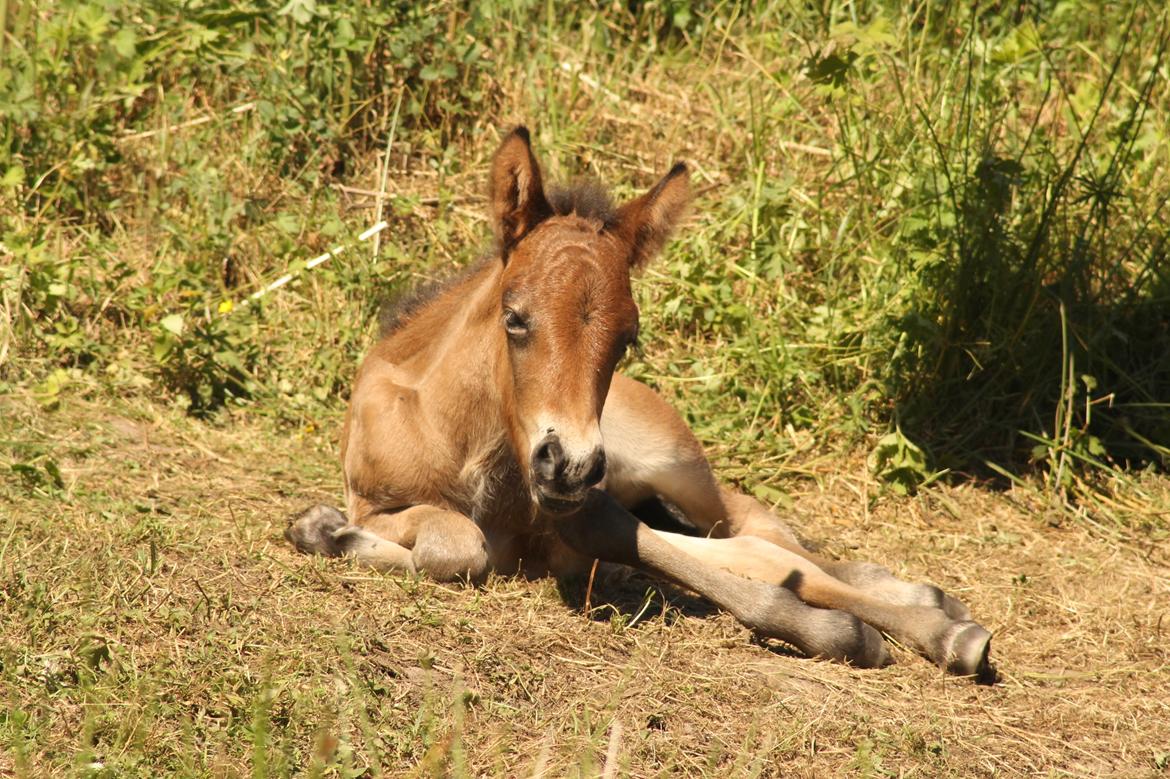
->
[3,0,1170,775]
[4,0,1168,497]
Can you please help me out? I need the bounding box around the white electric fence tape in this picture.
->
[219,220,389,315]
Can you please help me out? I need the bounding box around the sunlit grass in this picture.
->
[3,2,1170,773]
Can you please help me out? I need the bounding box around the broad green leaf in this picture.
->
[161,314,184,336]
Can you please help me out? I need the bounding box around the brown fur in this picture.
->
[378,181,615,339]
[287,127,996,682]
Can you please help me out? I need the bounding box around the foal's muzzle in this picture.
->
[531,433,606,513]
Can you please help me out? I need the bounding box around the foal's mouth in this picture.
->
[534,489,588,516]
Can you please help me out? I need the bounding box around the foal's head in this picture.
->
[487,127,690,514]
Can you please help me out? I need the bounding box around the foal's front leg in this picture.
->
[717,487,974,621]
[556,491,892,669]
[286,503,490,583]
[602,375,977,621]
[645,529,994,680]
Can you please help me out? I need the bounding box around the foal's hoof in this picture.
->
[803,611,891,669]
[820,614,892,669]
[851,620,894,669]
[942,621,996,684]
[913,583,972,622]
[939,592,973,622]
[285,504,348,556]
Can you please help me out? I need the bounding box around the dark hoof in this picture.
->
[915,583,973,622]
[818,617,891,669]
[939,591,973,622]
[782,604,892,669]
[285,504,348,555]
[851,621,894,669]
[943,622,996,684]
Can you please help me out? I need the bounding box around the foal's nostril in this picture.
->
[582,448,607,488]
[532,435,565,482]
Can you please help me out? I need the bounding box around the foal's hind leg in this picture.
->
[286,504,489,583]
[559,491,891,669]
[717,488,973,621]
[644,528,993,679]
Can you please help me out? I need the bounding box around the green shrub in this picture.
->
[2,0,1167,497]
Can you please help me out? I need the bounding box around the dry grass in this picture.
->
[3,387,1168,777]
[4,7,1170,775]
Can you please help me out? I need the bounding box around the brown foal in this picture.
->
[287,127,995,681]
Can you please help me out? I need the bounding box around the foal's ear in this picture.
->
[489,126,552,258]
[611,162,691,268]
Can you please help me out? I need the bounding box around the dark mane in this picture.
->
[377,179,616,339]
[546,180,616,224]
[377,256,491,338]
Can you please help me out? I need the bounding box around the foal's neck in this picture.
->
[412,258,513,453]
[424,258,529,513]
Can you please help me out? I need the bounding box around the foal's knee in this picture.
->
[411,524,490,584]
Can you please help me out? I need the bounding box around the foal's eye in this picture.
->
[503,308,528,337]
